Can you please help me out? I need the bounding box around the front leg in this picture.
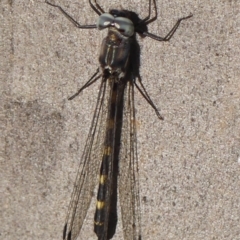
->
[142,14,193,41]
[45,1,97,29]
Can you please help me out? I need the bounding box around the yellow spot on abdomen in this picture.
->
[103,146,112,155]
[96,201,105,209]
[99,174,107,184]
[94,221,104,226]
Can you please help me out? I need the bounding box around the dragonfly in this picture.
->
[45,1,192,239]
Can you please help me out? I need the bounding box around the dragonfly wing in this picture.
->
[119,81,142,240]
[64,79,110,240]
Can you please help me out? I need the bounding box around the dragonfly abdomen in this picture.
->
[94,81,118,239]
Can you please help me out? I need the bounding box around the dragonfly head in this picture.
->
[97,12,134,37]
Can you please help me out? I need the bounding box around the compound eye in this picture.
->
[97,13,114,30]
[114,17,134,37]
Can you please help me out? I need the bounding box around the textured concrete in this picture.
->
[1,0,240,239]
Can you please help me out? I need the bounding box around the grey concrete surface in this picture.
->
[1,0,240,239]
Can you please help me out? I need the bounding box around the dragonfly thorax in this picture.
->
[99,29,131,79]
